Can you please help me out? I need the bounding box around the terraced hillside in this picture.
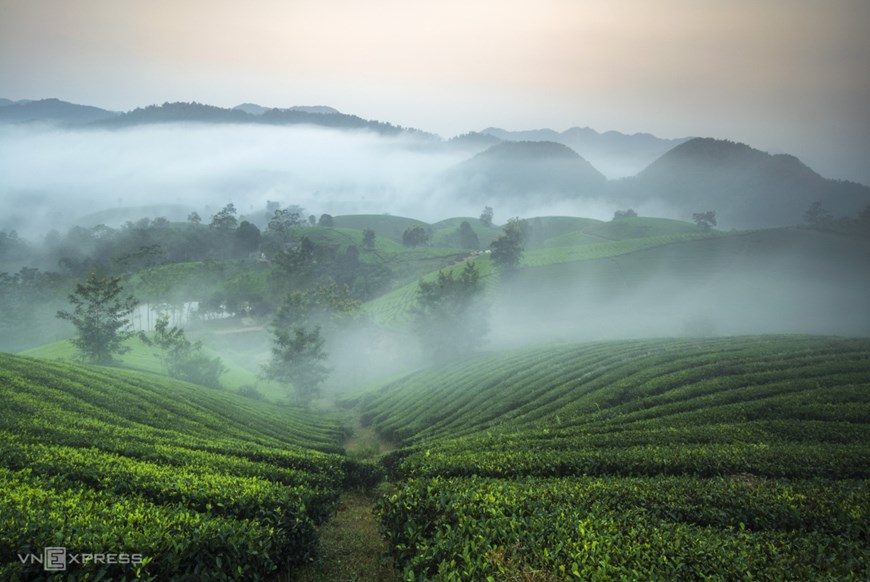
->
[0,354,378,581]
[354,336,870,580]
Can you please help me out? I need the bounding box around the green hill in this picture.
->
[0,354,378,580]
[355,335,870,580]
[332,214,429,243]
[20,336,293,402]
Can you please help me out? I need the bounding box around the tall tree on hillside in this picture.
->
[362,228,376,250]
[262,285,358,404]
[413,261,487,362]
[480,206,494,227]
[209,203,238,232]
[457,221,480,250]
[490,218,525,276]
[402,225,430,247]
[56,273,138,364]
[262,325,329,406]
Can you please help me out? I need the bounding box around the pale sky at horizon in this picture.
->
[1,0,869,182]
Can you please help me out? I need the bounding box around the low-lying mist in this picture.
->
[0,123,617,239]
[487,231,870,349]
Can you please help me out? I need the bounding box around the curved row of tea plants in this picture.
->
[360,336,870,580]
[0,354,378,580]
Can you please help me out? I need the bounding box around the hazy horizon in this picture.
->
[2,0,869,184]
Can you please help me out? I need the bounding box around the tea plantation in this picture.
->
[0,354,378,581]
[354,336,870,580]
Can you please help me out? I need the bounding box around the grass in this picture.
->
[284,490,398,582]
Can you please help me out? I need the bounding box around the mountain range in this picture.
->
[2,97,868,229]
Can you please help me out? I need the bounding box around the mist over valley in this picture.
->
[2,97,870,581]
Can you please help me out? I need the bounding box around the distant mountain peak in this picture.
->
[0,98,118,125]
[476,140,584,160]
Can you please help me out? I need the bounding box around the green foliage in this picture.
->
[413,261,487,362]
[0,355,373,580]
[692,210,717,230]
[378,475,869,581]
[362,228,376,250]
[234,220,261,255]
[402,225,431,247]
[360,336,870,580]
[479,206,494,227]
[208,203,238,232]
[0,353,382,579]
[264,325,331,405]
[56,272,139,364]
[612,208,637,220]
[141,316,226,388]
[456,221,480,250]
[489,218,525,275]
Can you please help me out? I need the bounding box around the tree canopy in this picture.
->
[489,218,525,276]
[413,261,487,362]
[56,273,138,364]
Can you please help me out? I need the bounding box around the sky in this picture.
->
[1,0,869,183]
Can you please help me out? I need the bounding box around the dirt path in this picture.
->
[286,490,398,582]
[281,417,399,581]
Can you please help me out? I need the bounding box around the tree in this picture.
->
[209,203,238,232]
[318,214,335,227]
[413,261,487,362]
[457,221,480,250]
[263,286,356,404]
[268,207,303,237]
[804,201,833,226]
[187,211,201,224]
[56,273,138,364]
[490,218,525,276]
[262,325,330,405]
[234,220,261,255]
[692,211,717,230]
[480,206,494,227]
[140,316,225,388]
[362,228,376,250]
[402,225,430,247]
[612,209,637,220]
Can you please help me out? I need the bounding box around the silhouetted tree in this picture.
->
[692,211,717,230]
[402,225,430,247]
[235,221,261,255]
[613,209,638,220]
[490,218,525,275]
[209,203,238,232]
[413,261,487,362]
[187,211,201,224]
[804,201,833,226]
[318,214,335,227]
[457,221,480,250]
[480,206,494,227]
[362,228,376,250]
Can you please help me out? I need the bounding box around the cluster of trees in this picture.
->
[14,201,536,404]
[56,272,226,387]
[804,201,870,236]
